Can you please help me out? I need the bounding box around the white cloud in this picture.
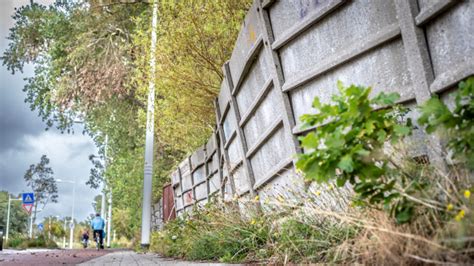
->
[0,128,100,223]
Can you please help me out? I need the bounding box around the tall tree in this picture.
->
[24,155,58,227]
[4,0,252,241]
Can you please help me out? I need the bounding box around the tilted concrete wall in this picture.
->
[169,0,474,217]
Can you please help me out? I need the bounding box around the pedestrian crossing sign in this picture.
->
[22,193,35,204]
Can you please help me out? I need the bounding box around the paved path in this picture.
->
[78,250,240,266]
[0,248,115,265]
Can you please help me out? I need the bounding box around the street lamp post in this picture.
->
[6,195,22,242]
[102,135,108,239]
[141,0,158,248]
[106,193,112,247]
[56,178,77,249]
[62,218,67,248]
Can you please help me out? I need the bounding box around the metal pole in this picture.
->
[69,178,76,249]
[6,195,11,242]
[63,219,66,248]
[29,213,33,238]
[140,0,158,248]
[102,136,108,239]
[101,186,106,219]
[106,193,112,248]
[48,217,51,239]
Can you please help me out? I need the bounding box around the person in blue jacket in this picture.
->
[91,213,105,249]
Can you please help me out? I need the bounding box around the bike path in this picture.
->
[79,250,241,266]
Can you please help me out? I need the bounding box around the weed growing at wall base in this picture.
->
[296,81,419,223]
[150,201,358,263]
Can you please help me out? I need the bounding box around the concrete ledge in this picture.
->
[223,130,237,150]
[430,62,474,94]
[231,37,264,96]
[261,0,275,9]
[246,118,283,159]
[218,101,231,126]
[239,78,273,127]
[253,157,293,190]
[415,0,457,26]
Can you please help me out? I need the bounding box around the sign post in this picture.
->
[22,193,35,238]
[38,223,44,232]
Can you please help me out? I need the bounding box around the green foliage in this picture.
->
[24,155,58,226]
[0,191,29,236]
[6,236,25,248]
[3,0,251,242]
[296,82,419,223]
[151,204,271,262]
[41,216,66,239]
[151,202,358,263]
[153,0,251,153]
[418,76,474,168]
[6,235,58,249]
[278,219,358,262]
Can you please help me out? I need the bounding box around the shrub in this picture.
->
[6,236,25,248]
[418,76,474,168]
[296,82,420,223]
[6,235,58,249]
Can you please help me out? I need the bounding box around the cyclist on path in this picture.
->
[91,213,105,249]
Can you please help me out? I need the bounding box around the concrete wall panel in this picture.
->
[233,166,250,195]
[173,183,182,198]
[181,173,193,192]
[175,195,183,210]
[195,182,208,200]
[228,2,262,86]
[227,138,244,167]
[268,0,333,40]
[257,168,302,211]
[218,81,231,116]
[209,173,220,194]
[276,0,397,79]
[192,166,206,185]
[243,85,280,148]
[171,170,180,186]
[290,40,413,128]
[250,127,291,185]
[222,108,237,142]
[191,146,206,170]
[424,1,474,82]
[169,0,470,219]
[235,49,270,115]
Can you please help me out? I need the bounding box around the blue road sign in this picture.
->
[38,223,44,232]
[22,193,35,204]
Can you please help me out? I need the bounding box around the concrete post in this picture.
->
[395,0,447,170]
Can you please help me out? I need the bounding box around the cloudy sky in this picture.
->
[0,0,100,223]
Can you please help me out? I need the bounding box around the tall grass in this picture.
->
[151,150,473,264]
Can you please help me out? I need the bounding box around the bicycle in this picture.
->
[82,238,88,249]
[94,231,100,251]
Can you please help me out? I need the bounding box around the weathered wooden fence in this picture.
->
[166,0,474,218]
